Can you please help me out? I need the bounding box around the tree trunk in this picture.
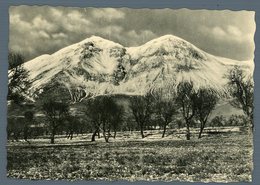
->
[198,120,207,139]
[113,130,117,139]
[140,128,145,138]
[103,131,110,143]
[97,129,100,138]
[198,125,203,139]
[23,127,28,141]
[139,122,145,138]
[104,135,109,143]
[186,121,191,140]
[50,128,55,144]
[102,123,110,143]
[162,122,167,138]
[50,135,55,144]
[91,128,98,142]
[91,132,96,142]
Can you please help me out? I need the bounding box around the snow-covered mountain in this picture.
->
[23,35,254,102]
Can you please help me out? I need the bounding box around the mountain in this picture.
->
[22,35,254,102]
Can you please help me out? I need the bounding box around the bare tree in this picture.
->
[111,106,124,139]
[227,66,254,130]
[100,97,118,142]
[129,93,154,138]
[23,111,34,143]
[85,97,103,142]
[153,88,177,138]
[42,99,69,144]
[194,89,218,138]
[65,116,80,140]
[7,117,23,142]
[8,52,31,104]
[176,82,197,140]
[86,96,123,142]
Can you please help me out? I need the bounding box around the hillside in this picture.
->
[22,35,254,102]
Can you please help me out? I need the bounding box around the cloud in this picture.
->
[10,13,20,24]
[32,16,56,32]
[62,11,92,33]
[200,26,227,40]
[50,7,63,18]
[52,32,68,39]
[227,25,242,37]
[9,7,126,59]
[201,25,253,44]
[91,8,125,20]
[9,13,31,33]
[38,31,50,39]
[9,6,255,61]
[212,27,226,37]
[101,25,123,36]
[67,10,83,20]
[124,30,157,45]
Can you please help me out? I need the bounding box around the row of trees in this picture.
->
[128,84,218,140]
[7,111,34,143]
[176,84,218,140]
[119,65,254,140]
[210,115,248,127]
[41,88,217,143]
[7,109,86,143]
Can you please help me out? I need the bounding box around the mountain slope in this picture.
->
[22,35,254,102]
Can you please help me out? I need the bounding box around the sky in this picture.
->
[9,6,255,61]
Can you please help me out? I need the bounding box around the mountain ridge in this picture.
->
[21,34,254,102]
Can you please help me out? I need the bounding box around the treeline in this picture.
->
[7,87,252,144]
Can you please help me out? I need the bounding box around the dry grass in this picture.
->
[7,130,253,182]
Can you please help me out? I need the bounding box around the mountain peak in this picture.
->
[150,34,185,42]
[22,34,253,102]
[80,35,123,49]
[144,34,201,52]
[127,34,207,62]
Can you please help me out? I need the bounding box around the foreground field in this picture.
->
[7,130,253,182]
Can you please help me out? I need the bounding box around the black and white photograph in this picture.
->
[7,6,255,182]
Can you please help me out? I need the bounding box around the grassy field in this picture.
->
[7,129,253,182]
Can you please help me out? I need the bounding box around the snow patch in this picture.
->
[21,34,254,100]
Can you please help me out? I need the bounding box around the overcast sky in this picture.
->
[9,6,255,61]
